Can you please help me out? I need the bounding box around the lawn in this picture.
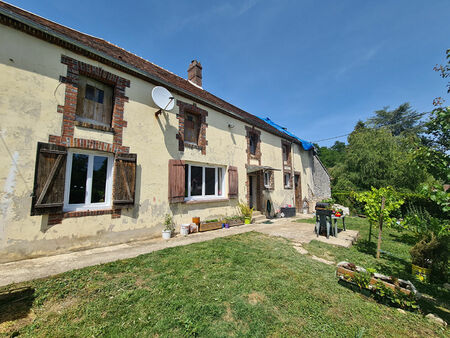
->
[0,226,448,337]
[300,216,450,325]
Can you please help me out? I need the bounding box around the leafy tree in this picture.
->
[315,141,346,169]
[356,187,404,259]
[331,128,428,192]
[366,103,424,136]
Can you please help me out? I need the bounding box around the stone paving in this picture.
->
[0,216,359,287]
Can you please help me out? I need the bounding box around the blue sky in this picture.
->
[7,0,450,146]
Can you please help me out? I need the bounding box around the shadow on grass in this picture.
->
[0,287,35,324]
[355,239,377,256]
[389,233,417,246]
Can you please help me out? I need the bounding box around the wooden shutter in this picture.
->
[113,153,137,208]
[168,159,185,203]
[31,142,67,216]
[228,166,238,198]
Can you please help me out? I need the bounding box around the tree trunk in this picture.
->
[376,196,386,259]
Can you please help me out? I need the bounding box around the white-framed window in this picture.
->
[184,164,225,200]
[264,171,271,188]
[64,150,114,211]
[284,172,291,189]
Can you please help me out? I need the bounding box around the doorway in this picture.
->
[294,172,302,211]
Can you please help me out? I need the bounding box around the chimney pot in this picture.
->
[188,60,202,87]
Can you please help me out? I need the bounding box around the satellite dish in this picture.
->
[152,86,174,111]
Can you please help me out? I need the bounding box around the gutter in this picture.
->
[0,5,302,145]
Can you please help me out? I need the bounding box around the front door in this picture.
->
[249,175,254,209]
[294,173,302,211]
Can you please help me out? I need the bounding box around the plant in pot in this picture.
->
[403,203,449,282]
[162,213,175,239]
[237,201,253,224]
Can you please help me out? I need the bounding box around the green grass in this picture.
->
[0,230,448,337]
[300,216,450,324]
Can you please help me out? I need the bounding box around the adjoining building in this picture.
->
[0,2,330,262]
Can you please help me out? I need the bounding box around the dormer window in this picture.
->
[76,75,114,127]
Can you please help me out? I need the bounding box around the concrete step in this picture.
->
[253,210,263,216]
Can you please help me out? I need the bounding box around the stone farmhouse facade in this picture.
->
[0,2,330,262]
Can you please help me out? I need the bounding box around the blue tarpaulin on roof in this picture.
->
[261,117,314,151]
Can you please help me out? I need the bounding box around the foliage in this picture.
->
[237,201,253,220]
[372,282,418,310]
[315,141,346,169]
[352,271,372,289]
[366,103,424,137]
[332,128,427,192]
[331,191,365,215]
[414,106,450,183]
[402,204,449,240]
[163,213,174,232]
[433,48,449,93]
[410,234,448,282]
[355,187,404,227]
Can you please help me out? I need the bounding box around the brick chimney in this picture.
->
[188,60,202,87]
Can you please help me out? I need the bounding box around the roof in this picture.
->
[0,1,313,150]
[262,118,314,150]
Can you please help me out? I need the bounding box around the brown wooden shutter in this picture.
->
[228,166,238,198]
[113,153,137,208]
[31,142,67,216]
[168,159,185,203]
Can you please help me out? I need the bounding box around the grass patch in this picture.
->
[0,231,448,337]
[299,216,450,324]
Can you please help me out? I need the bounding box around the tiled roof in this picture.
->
[0,1,312,148]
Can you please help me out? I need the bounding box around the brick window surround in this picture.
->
[47,55,131,223]
[176,100,208,154]
[245,126,261,165]
[282,140,293,189]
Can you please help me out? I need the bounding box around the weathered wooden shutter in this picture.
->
[168,159,185,203]
[113,153,137,208]
[228,166,238,198]
[31,142,67,216]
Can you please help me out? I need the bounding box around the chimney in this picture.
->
[188,60,202,87]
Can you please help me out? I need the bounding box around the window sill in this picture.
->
[185,198,229,205]
[185,142,202,150]
[63,209,113,218]
[74,120,114,133]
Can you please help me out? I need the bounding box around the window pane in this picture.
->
[91,156,108,203]
[96,89,104,104]
[85,84,95,101]
[69,154,88,204]
[218,168,222,196]
[205,168,215,195]
[190,166,203,196]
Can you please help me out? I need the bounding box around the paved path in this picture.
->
[0,217,358,287]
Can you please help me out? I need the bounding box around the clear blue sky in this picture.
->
[7,0,450,146]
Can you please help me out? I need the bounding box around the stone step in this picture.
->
[253,214,267,223]
[253,210,262,216]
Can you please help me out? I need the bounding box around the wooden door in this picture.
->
[294,173,302,210]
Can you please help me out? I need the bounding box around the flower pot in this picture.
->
[180,224,190,236]
[244,217,251,224]
[225,223,230,229]
[162,230,172,240]
[412,264,431,283]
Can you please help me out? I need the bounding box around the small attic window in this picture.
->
[76,75,113,127]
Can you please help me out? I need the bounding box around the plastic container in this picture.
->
[180,224,190,236]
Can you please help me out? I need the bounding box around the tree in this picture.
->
[366,103,424,136]
[356,187,404,259]
[315,141,346,169]
[331,128,428,192]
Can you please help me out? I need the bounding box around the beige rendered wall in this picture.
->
[0,25,314,262]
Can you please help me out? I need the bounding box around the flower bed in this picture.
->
[336,262,418,310]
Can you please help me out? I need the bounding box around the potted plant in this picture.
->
[162,213,174,239]
[237,201,253,224]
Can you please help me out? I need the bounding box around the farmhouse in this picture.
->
[0,1,330,262]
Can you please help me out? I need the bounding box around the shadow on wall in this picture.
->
[155,111,181,160]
